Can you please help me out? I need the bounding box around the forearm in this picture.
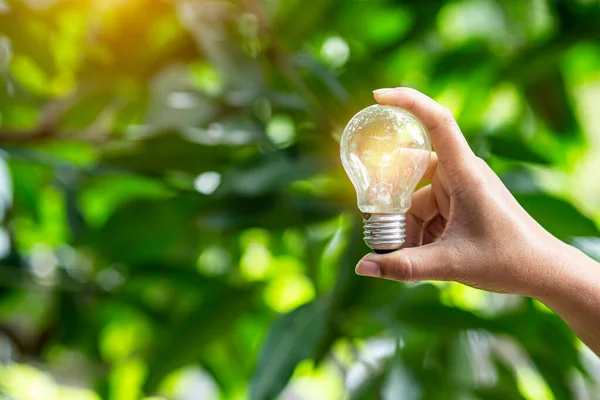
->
[534,240,600,356]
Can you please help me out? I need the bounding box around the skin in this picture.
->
[355,87,600,356]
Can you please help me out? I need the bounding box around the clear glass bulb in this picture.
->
[340,104,431,252]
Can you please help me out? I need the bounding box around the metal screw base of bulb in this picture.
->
[363,213,406,253]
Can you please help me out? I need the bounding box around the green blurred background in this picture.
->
[1,0,600,398]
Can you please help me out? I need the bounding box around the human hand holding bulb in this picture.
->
[341,88,600,356]
[345,87,568,294]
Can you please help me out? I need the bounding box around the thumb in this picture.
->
[355,243,456,282]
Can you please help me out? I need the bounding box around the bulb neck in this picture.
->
[363,213,406,253]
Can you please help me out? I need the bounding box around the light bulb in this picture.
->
[340,104,431,253]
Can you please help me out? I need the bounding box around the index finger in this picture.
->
[373,87,474,167]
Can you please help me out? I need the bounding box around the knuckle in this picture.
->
[432,106,458,133]
[470,161,488,187]
[473,157,492,176]
[450,158,488,197]
[438,106,456,124]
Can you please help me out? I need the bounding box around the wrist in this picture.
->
[532,238,600,308]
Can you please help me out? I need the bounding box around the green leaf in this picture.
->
[397,302,500,333]
[59,91,116,129]
[9,55,49,96]
[7,157,51,223]
[529,354,574,400]
[312,224,359,364]
[570,237,600,262]
[474,358,527,400]
[92,197,196,264]
[523,66,580,138]
[100,133,259,175]
[349,367,388,400]
[143,283,257,392]
[487,135,552,165]
[250,301,328,400]
[500,169,541,194]
[514,194,600,240]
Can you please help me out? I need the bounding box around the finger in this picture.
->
[423,151,438,181]
[356,243,455,282]
[403,185,439,248]
[422,214,446,245]
[409,185,438,224]
[403,213,423,248]
[431,171,451,221]
[373,87,474,167]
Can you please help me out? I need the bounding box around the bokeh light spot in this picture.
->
[320,36,350,68]
[194,172,221,195]
[266,114,296,148]
[197,246,230,276]
[264,272,315,313]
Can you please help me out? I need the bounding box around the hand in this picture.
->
[353,87,600,355]
[355,87,571,298]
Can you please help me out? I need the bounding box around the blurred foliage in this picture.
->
[0,0,600,399]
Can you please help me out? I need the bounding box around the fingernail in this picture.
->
[373,88,395,94]
[356,259,381,277]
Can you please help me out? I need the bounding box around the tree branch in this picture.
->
[0,127,54,143]
[0,96,76,144]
